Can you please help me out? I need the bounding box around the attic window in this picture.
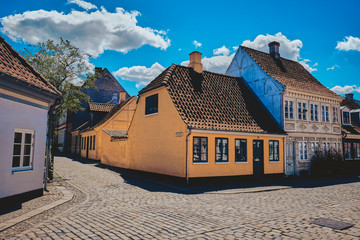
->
[145,94,158,115]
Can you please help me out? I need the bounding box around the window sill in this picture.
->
[215,162,229,164]
[193,162,208,164]
[269,161,280,163]
[12,169,34,175]
[145,112,158,117]
[235,161,248,164]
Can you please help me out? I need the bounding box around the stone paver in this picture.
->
[2,156,360,239]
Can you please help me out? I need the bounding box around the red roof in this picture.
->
[0,35,60,95]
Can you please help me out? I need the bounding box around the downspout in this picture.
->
[185,128,192,184]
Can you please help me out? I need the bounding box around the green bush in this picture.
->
[311,149,344,177]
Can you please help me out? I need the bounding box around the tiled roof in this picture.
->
[241,46,338,98]
[103,129,128,138]
[140,64,284,134]
[342,125,360,136]
[341,97,360,110]
[88,102,116,112]
[88,96,136,131]
[0,35,60,95]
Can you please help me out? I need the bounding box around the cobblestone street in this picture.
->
[1,155,360,239]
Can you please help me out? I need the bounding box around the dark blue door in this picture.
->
[253,140,264,176]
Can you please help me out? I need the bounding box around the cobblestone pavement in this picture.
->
[3,156,360,239]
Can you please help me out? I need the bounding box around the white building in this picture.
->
[0,35,60,207]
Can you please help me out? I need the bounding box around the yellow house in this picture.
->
[95,51,286,181]
[79,96,137,160]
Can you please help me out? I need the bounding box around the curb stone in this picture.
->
[0,186,73,232]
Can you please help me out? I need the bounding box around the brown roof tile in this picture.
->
[242,46,338,98]
[341,97,360,110]
[88,102,116,112]
[140,64,284,134]
[0,35,60,95]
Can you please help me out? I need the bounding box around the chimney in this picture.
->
[119,91,126,102]
[345,93,354,99]
[188,51,203,73]
[95,67,102,75]
[268,41,280,59]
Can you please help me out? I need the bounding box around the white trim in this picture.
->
[192,162,209,165]
[11,129,35,171]
[189,129,286,138]
[215,162,230,164]
[145,112,158,117]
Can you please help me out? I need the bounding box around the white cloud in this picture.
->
[213,45,230,56]
[327,64,340,71]
[193,40,202,48]
[242,32,317,72]
[67,0,97,11]
[330,85,360,95]
[113,62,165,88]
[1,7,170,58]
[336,36,360,51]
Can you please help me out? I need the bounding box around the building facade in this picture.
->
[0,35,59,206]
[226,42,342,175]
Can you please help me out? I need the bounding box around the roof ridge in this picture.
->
[0,35,61,95]
[241,45,300,64]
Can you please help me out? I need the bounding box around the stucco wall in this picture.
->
[226,47,284,128]
[128,87,188,177]
[0,97,48,198]
[188,133,284,177]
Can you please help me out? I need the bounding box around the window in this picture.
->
[333,107,339,123]
[310,104,318,121]
[235,139,247,162]
[93,136,96,150]
[311,142,319,155]
[284,100,293,119]
[354,143,360,158]
[322,106,329,122]
[90,136,92,150]
[215,138,228,162]
[337,143,341,152]
[343,111,350,124]
[323,142,330,151]
[299,141,308,161]
[344,142,351,159]
[298,102,306,120]
[12,130,34,170]
[145,94,158,115]
[193,137,208,163]
[269,140,279,162]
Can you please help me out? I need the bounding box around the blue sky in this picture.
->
[1,0,359,99]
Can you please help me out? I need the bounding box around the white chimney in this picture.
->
[188,51,203,73]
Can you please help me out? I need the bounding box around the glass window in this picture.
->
[343,111,350,124]
[145,94,158,115]
[310,104,318,121]
[354,143,360,158]
[311,142,319,155]
[325,106,329,122]
[285,100,289,119]
[269,140,279,162]
[12,130,34,170]
[322,106,325,122]
[298,102,306,120]
[289,101,293,119]
[93,136,96,150]
[90,136,92,150]
[333,107,339,123]
[299,141,307,160]
[344,142,351,159]
[193,137,208,163]
[215,138,228,162]
[235,139,247,162]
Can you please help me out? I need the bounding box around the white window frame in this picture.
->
[311,141,319,155]
[284,100,294,120]
[332,106,339,123]
[12,129,35,171]
[310,104,319,122]
[299,141,308,161]
[298,102,307,120]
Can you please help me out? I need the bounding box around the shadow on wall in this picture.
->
[58,153,360,195]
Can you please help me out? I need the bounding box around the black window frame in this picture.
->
[93,135,96,150]
[269,140,280,162]
[145,94,158,115]
[215,138,229,163]
[90,136,92,150]
[235,139,247,162]
[193,137,208,163]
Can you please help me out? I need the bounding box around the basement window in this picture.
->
[145,94,158,115]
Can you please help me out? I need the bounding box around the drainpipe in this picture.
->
[185,128,192,184]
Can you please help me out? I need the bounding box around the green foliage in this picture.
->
[311,148,344,177]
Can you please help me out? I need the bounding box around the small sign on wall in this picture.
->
[175,132,183,137]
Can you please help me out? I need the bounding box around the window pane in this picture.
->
[25,133,32,144]
[23,156,30,166]
[193,137,200,162]
[13,144,21,155]
[12,156,20,167]
[24,144,31,155]
[14,132,22,143]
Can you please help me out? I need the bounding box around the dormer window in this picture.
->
[343,111,350,125]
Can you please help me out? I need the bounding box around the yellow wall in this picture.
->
[101,133,131,168]
[188,133,284,178]
[128,87,188,177]
[80,131,98,160]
